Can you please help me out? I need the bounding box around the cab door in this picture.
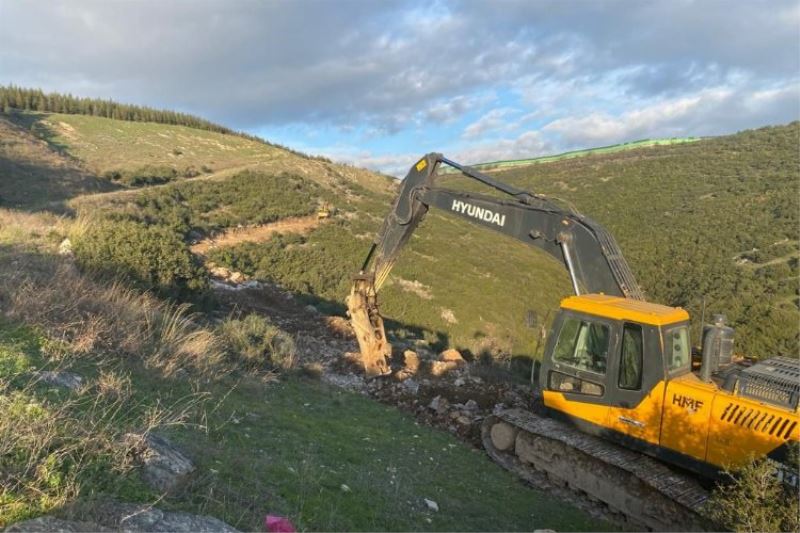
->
[541,312,614,429]
[605,323,666,446]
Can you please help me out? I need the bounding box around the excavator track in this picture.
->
[482,408,711,531]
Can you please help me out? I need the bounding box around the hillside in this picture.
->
[1,101,797,530]
[5,111,796,359]
[0,109,611,531]
[0,116,113,210]
[478,123,799,357]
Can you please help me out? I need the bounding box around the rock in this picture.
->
[228,271,246,284]
[5,505,240,533]
[5,517,109,532]
[489,421,518,451]
[125,433,195,492]
[430,360,458,377]
[401,378,419,395]
[403,350,420,373]
[439,349,465,364]
[321,372,366,392]
[104,503,239,532]
[58,238,73,256]
[463,399,479,412]
[453,377,466,387]
[424,498,439,512]
[209,266,231,279]
[428,395,449,415]
[304,305,318,314]
[324,316,354,339]
[34,371,83,390]
[455,415,472,426]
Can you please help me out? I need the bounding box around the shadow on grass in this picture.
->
[0,111,119,214]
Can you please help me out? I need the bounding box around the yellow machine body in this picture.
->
[540,294,799,477]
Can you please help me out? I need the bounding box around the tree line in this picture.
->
[0,84,271,146]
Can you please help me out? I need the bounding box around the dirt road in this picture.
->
[190,215,322,255]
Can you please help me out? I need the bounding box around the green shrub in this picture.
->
[182,165,200,178]
[72,219,207,297]
[218,314,296,370]
[103,165,178,187]
[707,456,800,532]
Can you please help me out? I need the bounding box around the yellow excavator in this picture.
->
[346,153,799,530]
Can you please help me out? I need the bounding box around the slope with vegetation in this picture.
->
[460,136,702,171]
[11,100,793,360]
[79,120,797,359]
[0,95,607,530]
[0,211,604,531]
[1,87,797,530]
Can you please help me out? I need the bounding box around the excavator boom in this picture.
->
[347,153,643,376]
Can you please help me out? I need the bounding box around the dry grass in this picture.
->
[0,369,207,527]
[0,209,227,378]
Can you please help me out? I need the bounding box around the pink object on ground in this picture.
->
[265,515,296,533]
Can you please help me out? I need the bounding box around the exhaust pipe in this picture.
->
[700,314,735,382]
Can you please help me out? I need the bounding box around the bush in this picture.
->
[218,314,296,370]
[72,219,208,298]
[103,165,178,187]
[707,456,800,532]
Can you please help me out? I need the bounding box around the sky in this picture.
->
[1,0,798,176]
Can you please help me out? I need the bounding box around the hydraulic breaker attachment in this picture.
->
[346,275,392,377]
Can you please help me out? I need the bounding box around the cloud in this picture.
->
[0,1,796,166]
[462,108,517,139]
[543,80,800,147]
[454,130,551,164]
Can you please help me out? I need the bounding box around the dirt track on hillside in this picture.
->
[190,215,322,255]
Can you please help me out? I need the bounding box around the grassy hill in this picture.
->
[454,136,702,171]
[0,109,609,531]
[1,99,796,530]
[6,110,795,359]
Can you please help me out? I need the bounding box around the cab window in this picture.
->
[553,316,610,375]
[619,323,643,390]
[664,325,690,373]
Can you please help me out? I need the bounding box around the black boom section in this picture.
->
[362,153,644,300]
[421,188,633,298]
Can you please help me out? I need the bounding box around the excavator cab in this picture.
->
[540,294,691,450]
[540,294,799,478]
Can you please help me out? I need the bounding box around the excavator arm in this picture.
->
[347,153,644,376]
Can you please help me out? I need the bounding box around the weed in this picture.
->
[218,314,296,370]
[707,456,800,532]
